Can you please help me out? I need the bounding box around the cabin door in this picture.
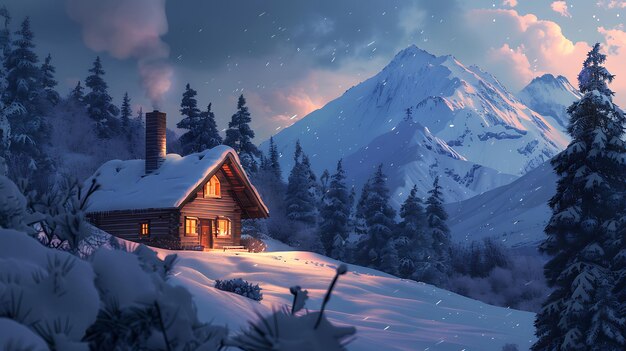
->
[200,219,213,249]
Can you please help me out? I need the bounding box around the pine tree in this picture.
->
[285,140,317,225]
[3,17,53,181]
[423,176,450,284]
[224,94,261,172]
[69,81,85,105]
[120,92,132,131]
[319,159,351,257]
[176,84,223,155]
[355,165,397,271]
[533,44,626,351]
[196,103,223,150]
[396,185,429,279]
[84,56,120,138]
[40,54,59,105]
[0,6,10,57]
[268,136,281,179]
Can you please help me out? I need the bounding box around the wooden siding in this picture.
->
[179,168,242,249]
[87,208,181,248]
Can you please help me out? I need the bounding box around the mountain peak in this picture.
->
[518,73,581,128]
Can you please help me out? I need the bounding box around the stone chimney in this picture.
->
[145,110,166,174]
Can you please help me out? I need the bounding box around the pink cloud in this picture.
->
[487,44,535,84]
[598,27,626,104]
[597,0,626,9]
[502,0,518,7]
[551,1,572,17]
[467,9,590,90]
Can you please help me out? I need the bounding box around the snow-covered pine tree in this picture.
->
[396,185,428,279]
[0,6,10,57]
[319,159,351,257]
[120,92,132,132]
[423,176,451,284]
[40,53,59,105]
[533,43,626,351]
[223,94,261,173]
[176,83,202,155]
[285,140,317,225]
[355,165,397,272]
[84,56,120,138]
[69,81,85,105]
[197,103,223,150]
[268,136,281,179]
[3,17,53,184]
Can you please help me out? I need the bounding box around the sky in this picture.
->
[4,0,626,144]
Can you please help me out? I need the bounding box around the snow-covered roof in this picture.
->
[85,145,268,216]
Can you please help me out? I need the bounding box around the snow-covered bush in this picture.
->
[0,175,34,234]
[215,278,263,301]
[0,229,101,350]
[501,343,519,351]
[240,235,267,253]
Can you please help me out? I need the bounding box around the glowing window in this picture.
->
[204,175,221,198]
[216,218,231,237]
[185,217,198,236]
[140,222,150,236]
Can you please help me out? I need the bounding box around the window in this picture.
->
[216,218,231,237]
[140,222,150,237]
[185,217,198,236]
[204,175,221,198]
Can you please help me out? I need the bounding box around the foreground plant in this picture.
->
[230,264,355,351]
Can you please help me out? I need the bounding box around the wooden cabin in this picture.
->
[85,111,269,250]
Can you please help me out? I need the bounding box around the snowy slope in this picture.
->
[518,74,581,129]
[265,45,568,177]
[342,119,518,205]
[154,248,536,351]
[446,161,556,248]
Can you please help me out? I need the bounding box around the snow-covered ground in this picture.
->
[154,246,537,351]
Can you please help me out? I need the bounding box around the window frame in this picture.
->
[204,175,221,198]
[215,217,232,237]
[139,221,150,237]
[184,216,199,237]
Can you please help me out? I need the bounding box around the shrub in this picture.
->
[241,235,267,253]
[215,278,263,301]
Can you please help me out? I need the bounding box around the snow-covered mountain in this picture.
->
[446,161,556,248]
[518,74,581,129]
[343,119,518,205]
[266,45,569,177]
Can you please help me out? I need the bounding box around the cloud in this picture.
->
[503,0,518,7]
[551,1,572,17]
[597,0,626,9]
[466,9,590,90]
[598,26,626,103]
[66,0,172,106]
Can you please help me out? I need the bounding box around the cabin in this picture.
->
[85,110,269,250]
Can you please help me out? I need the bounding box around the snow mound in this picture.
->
[154,248,537,350]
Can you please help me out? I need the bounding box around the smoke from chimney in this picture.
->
[66,0,172,107]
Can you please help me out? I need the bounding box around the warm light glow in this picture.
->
[216,218,231,237]
[140,222,149,236]
[185,217,198,236]
[204,175,221,198]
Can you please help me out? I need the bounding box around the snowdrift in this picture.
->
[154,247,537,350]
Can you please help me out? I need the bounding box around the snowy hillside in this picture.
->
[266,45,568,177]
[518,74,581,129]
[342,119,518,205]
[156,247,536,351]
[446,162,556,248]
